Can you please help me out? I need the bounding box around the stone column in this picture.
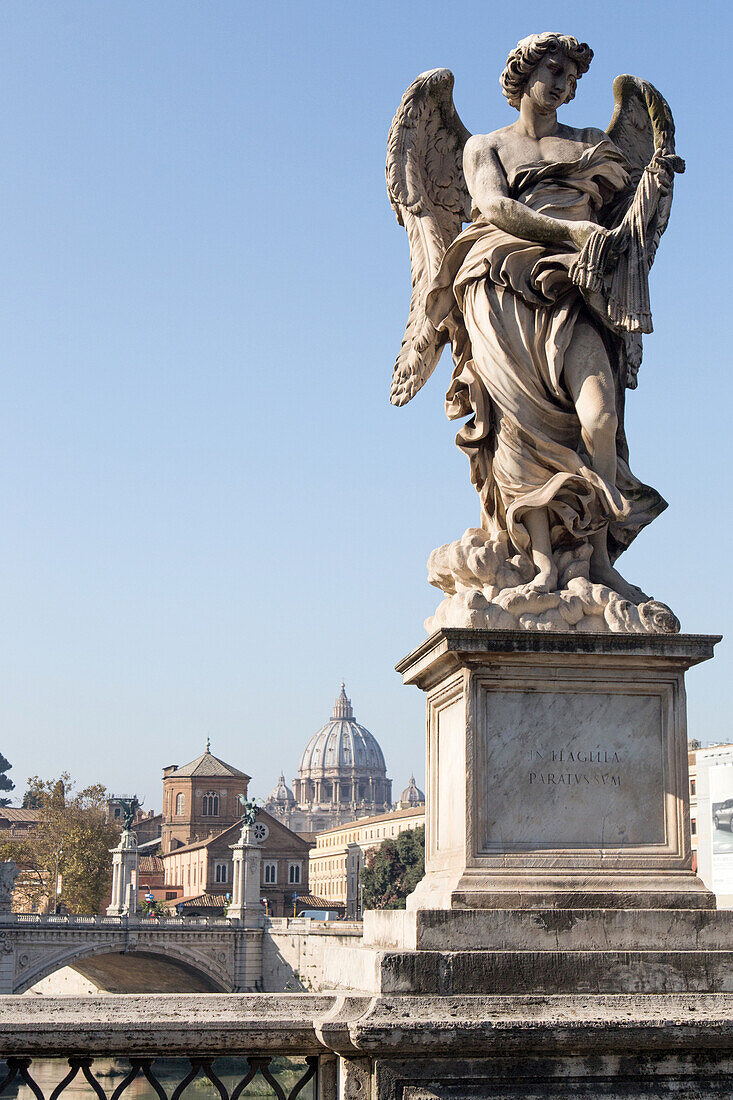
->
[346,844,360,919]
[227,824,264,928]
[106,830,138,916]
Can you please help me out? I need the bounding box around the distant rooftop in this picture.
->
[167,747,250,781]
[0,807,41,823]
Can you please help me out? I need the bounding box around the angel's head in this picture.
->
[501,32,593,112]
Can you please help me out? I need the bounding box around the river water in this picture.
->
[0,1058,316,1100]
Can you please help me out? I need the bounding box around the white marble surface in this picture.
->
[388,36,685,623]
[478,688,664,851]
[399,631,714,911]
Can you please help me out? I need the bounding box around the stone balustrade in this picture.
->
[3,992,733,1098]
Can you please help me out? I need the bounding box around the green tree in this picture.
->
[0,753,14,807]
[361,825,425,910]
[0,774,118,914]
[21,778,43,809]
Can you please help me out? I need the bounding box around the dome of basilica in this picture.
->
[289,684,392,825]
[267,771,296,808]
[398,775,425,806]
[298,684,387,778]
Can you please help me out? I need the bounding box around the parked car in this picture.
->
[713,799,733,830]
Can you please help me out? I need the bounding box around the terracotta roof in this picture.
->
[163,811,312,858]
[165,821,240,856]
[176,892,228,909]
[295,894,345,910]
[0,808,41,823]
[139,855,164,874]
[167,750,250,780]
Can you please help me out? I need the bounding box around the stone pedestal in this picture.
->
[399,629,717,912]
[227,824,264,929]
[320,629,729,996]
[106,831,138,917]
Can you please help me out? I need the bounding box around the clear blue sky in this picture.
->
[0,1,730,810]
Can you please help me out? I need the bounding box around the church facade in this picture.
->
[154,744,311,916]
[265,685,393,834]
[160,744,250,854]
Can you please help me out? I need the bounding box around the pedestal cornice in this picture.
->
[396,629,721,690]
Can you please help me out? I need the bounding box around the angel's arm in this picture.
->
[463,137,597,250]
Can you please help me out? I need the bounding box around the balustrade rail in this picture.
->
[0,916,231,929]
[0,996,334,1100]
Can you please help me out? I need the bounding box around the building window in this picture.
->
[691,818,697,835]
[176,793,185,816]
[264,863,277,884]
[288,863,301,885]
[202,791,219,816]
[165,891,177,901]
[215,862,228,883]
[690,779,696,796]
[113,807,121,819]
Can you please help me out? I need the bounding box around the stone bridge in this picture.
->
[0,913,262,994]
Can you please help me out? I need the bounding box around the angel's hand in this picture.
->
[567,220,607,251]
[648,151,681,195]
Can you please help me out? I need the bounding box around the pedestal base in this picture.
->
[398,629,717,912]
[326,905,733,994]
[321,629,725,997]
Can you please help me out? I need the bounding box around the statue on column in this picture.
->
[387,32,684,634]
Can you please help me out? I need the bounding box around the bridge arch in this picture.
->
[16,940,232,994]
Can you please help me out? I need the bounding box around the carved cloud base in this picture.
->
[426,528,680,635]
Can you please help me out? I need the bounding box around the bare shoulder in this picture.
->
[464,127,510,165]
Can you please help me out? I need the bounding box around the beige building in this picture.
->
[309,803,425,918]
[689,740,700,860]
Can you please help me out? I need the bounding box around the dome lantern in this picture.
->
[332,682,354,720]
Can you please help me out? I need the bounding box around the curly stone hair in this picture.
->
[500,32,593,110]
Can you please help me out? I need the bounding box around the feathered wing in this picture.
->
[605,74,683,247]
[386,69,471,406]
[572,74,684,388]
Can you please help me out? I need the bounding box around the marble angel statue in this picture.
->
[387,32,685,634]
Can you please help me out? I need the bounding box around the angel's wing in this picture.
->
[586,75,684,387]
[386,69,471,407]
[605,74,684,245]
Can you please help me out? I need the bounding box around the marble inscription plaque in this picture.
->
[478,689,665,851]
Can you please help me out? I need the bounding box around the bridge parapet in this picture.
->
[1,914,231,929]
[0,913,258,994]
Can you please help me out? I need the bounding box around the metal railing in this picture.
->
[0,1056,317,1100]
